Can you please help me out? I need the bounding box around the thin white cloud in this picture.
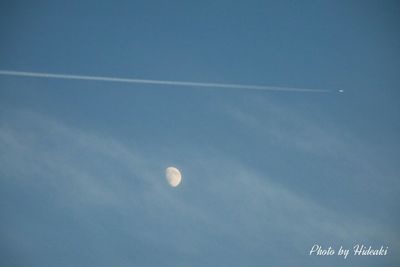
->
[226,99,400,196]
[0,109,398,265]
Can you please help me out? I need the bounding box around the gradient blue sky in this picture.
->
[0,1,399,266]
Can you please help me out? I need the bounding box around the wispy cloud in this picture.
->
[0,108,398,266]
[226,98,400,196]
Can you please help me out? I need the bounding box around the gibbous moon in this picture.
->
[165,167,182,187]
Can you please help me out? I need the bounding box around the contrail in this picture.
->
[0,70,332,93]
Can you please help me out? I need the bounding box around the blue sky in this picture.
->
[0,1,399,266]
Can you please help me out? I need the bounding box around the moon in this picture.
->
[165,167,182,187]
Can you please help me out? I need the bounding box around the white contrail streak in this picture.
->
[0,70,332,93]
